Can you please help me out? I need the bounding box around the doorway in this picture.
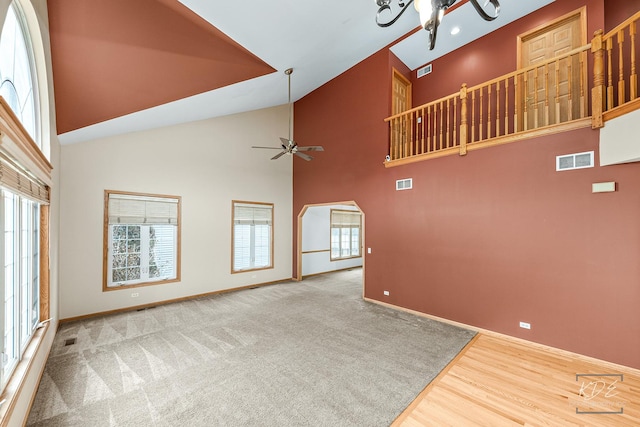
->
[296,201,365,295]
[517,8,587,129]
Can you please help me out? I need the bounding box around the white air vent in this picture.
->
[417,64,432,78]
[556,151,594,171]
[396,178,413,191]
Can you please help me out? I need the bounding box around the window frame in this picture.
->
[0,1,41,148]
[103,190,181,291]
[231,200,274,274]
[330,209,362,261]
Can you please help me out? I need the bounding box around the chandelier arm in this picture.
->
[375,0,415,28]
[468,0,500,21]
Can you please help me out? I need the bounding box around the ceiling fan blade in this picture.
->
[294,151,313,161]
[296,146,324,152]
[279,137,295,146]
[252,146,284,150]
[271,151,287,160]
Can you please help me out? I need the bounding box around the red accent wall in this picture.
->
[604,0,640,32]
[293,0,640,369]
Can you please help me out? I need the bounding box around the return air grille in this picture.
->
[556,151,594,171]
[417,64,432,78]
[396,178,413,191]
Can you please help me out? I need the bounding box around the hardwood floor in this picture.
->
[392,333,640,426]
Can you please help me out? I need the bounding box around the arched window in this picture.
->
[0,1,39,145]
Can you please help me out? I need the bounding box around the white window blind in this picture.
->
[105,191,180,288]
[108,193,178,225]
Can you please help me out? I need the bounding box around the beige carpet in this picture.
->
[27,269,475,426]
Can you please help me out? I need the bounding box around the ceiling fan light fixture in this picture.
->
[251,68,324,161]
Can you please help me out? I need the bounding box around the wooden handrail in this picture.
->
[466,45,591,93]
[384,92,458,122]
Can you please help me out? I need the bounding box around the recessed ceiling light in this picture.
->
[451,27,461,35]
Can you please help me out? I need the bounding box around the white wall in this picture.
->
[59,105,292,319]
[600,108,640,165]
[301,205,362,276]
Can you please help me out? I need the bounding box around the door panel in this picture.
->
[519,11,584,129]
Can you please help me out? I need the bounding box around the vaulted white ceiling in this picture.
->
[56,0,555,144]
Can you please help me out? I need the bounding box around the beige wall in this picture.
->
[59,106,292,319]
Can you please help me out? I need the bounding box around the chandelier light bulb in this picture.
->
[416,0,434,28]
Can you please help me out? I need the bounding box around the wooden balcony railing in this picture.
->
[592,11,640,126]
[385,12,640,168]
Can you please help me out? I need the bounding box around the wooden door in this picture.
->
[391,69,412,158]
[518,10,585,130]
[392,68,412,115]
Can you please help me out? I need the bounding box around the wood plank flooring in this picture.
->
[392,333,640,426]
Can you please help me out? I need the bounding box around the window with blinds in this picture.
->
[104,191,181,290]
[330,209,362,260]
[232,201,273,273]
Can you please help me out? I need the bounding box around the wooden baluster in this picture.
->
[471,89,476,143]
[631,21,638,100]
[446,98,451,148]
[420,108,425,154]
[544,63,550,126]
[479,88,484,141]
[606,37,614,108]
[580,53,586,118]
[523,71,529,130]
[534,69,539,129]
[426,105,431,153]
[487,84,492,138]
[592,30,605,128]
[432,104,438,152]
[439,101,444,150]
[618,29,626,106]
[555,59,561,124]
[567,59,573,121]
[404,115,409,157]
[460,84,468,156]
[514,74,519,133]
[453,96,458,148]
[496,82,501,137]
[396,117,401,159]
[401,116,406,158]
[504,79,509,135]
[390,119,395,160]
[409,111,416,156]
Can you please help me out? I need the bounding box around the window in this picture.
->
[1,188,41,390]
[0,0,51,407]
[0,1,39,144]
[330,209,361,260]
[104,191,181,290]
[232,201,273,273]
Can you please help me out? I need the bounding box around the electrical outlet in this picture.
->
[383,290,390,296]
[131,292,139,298]
[519,321,531,330]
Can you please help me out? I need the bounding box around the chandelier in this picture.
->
[375,0,501,50]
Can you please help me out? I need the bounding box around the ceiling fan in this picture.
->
[252,68,324,161]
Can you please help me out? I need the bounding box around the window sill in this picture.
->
[0,321,53,427]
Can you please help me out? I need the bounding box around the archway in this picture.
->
[296,201,365,296]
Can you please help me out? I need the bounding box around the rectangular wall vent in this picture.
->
[396,178,413,191]
[556,151,594,171]
[417,64,432,78]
